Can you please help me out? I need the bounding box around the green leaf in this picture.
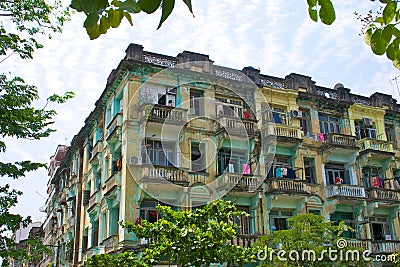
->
[308,6,318,22]
[371,29,387,55]
[386,40,397,60]
[70,0,84,12]
[157,0,175,29]
[124,11,133,26]
[96,0,109,11]
[365,27,373,46]
[111,0,123,7]
[182,0,193,14]
[307,0,317,6]
[83,13,99,28]
[319,0,336,25]
[86,24,101,40]
[120,0,141,13]
[138,0,161,14]
[107,9,124,28]
[99,15,110,34]
[393,58,400,69]
[382,24,394,44]
[394,27,400,38]
[383,1,397,24]
[375,17,385,24]
[81,0,97,14]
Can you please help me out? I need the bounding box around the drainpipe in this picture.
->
[73,148,84,266]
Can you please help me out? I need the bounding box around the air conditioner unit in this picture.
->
[362,118,373,125]
[129,156,141,165]
[290,110,302,118]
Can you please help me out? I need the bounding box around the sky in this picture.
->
[2,0,400,222]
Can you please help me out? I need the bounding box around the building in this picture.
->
[43,43,400,266]
[9,222,44,267]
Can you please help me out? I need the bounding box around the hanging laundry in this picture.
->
[281,167,288,177]
[335,177,343,184]
[275,167,282,178]
[242,164,250,174]
[287,168,296,179]
[273,113,281,124]
[314,133,319,142]
[228,163,235,173]
[373,177,379,187]
[319,133,325,142]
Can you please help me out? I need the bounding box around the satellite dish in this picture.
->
[39,206,46,213]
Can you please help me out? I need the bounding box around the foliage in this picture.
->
[0,0,72,266]
[122,200,256,267]
[254,214,368,267]
[353,0,400,69]
[85,251,147,267]
[69,0,193,39]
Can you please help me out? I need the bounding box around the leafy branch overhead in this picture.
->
[70,0,193,39]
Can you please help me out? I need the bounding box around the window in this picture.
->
[371,217,392,241]
[216,97,244,118]
[300,109,310,134]
[325,163,350,185]
[331,212,357,238]
[217,149,248,174]
[142,140,175,166]
[304,158,316,184]
[91,220,99,247]
[272,106,288,125]
[139,200,163,223]
[235,206,251,235]
[319,115,340,134]
[190,90,202,115]
[269,210,293,231]
[385,124,395,142]
[355,120,377,140]
[109,207,119,236]
[191,143,206,172]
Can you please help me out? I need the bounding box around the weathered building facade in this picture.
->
[42,44,400,266]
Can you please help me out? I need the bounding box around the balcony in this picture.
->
[106,113,122,142]
[322,133,358,149]
[103,235,118,253]
[89,140,103,164]
[272,124,302,145]
[325,184,366,199]
[266,178,319,195]
[217,173,263,192]
[231,234,258,248]
[141,104,187,124]
[103,172,121,195]
[362,177,400,203]
[358,138,394,155]
[371,240,400,254]
[216,116,257,137]
[88,191,101,211]
[347,239,371,250]
[140,166,189,186]
[188,172,208,185]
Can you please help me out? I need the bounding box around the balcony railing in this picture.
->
[141,104,187,124]
[358,138,394,153]
[325,184,366,198]
[141,166,188,185]
[188,172,208,184]
[367,188,400,201]
[106,113,122,141]
[88,191,100,210]
[372,240,400,254]
[103,172,121,194]
[323,133,357,148]
[275,124,302,139]
[216,116,257,136]
[218,173,263,192]
[266,178,316,194]
[347,239,371,250]
[231,234,258,248]
[103,235,119,253]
